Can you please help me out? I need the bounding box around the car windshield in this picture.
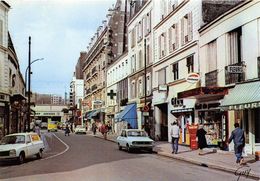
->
[127,131,147,137]
[0,135,25,145]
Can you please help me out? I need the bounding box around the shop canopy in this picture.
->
[221,80,260,110]
[115,103,137,129]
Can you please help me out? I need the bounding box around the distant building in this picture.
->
[51,95,64,105]
[75,51,86,79]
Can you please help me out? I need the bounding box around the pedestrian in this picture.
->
[127,123,132,129]
[92,123,97,135]
[65,124,70,136]
[100,124,108,140]
[228,123,245,165]
[196,124,207,155]
[170,121,180,154]
[34,123,41,137]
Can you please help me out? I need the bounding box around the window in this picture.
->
[0,20,3,45]
[158,68,166,85]
[258,57,260,78]
[131,27,136,48]
[181,13,192,45]
[138,50,143,69]
[168,23,178,52]
[172,63,179,80]
[131,54,136,73]
[138,20,143,41]
[228,27,242,64]
[145,12,151,35]
[138,76,144,97]
[207,40,217,72]
[146,43,151,65]
[168,0,177,13]
[159,33,166,57]
[187,55,194,73]
[131,80,136,99]
[160,0,167,19]
[146,73,152,95]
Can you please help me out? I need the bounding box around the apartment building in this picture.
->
[127,0,153,133]
[199,1,260,154]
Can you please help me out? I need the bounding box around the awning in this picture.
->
[221,80,260,110]
[115,103,137,129]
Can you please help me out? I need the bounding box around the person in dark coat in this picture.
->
[196,124,207,155]
[65,124,70,136]
[228,123,245,164]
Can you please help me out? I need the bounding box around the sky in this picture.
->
[7,0,114,97]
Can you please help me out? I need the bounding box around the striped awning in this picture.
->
[221,80,260,110]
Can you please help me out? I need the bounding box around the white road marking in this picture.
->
[41,133,69,161]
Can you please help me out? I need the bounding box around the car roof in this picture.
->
[123,129,144,132]
[6,132,38,136]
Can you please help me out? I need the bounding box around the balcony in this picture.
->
[86,88,91,95]
[225,62,245,85]
[86,73,91,80]
[92,66,97,76]
[205,69,218,87]
[91,84,97,92]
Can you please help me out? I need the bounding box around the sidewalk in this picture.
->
[91,131,260,180]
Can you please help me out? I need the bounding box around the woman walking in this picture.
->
[196,124,207,155]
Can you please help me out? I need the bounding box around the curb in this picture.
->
[94,135,260,180]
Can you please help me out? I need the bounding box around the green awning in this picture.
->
[221,81,260,110]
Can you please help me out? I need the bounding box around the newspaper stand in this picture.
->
[188,125,198,150]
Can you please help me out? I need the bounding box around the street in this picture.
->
[0,131,256,181]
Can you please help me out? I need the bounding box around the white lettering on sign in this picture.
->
[228,102,260,110]
[227,66,243,73]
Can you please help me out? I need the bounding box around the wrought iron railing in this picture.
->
[205,69,218,87]
[225,62,245,85]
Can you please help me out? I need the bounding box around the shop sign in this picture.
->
[227,66,243,74]
[228,102,260,110]
[158,84,168,91]
[92,100,103,105]
[186,73,200,84]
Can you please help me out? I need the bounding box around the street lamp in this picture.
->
[25,58,44,92]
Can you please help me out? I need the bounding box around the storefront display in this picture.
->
[199,111,223,146]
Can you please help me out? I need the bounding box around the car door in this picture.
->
[30,134,41,154]
[121,131,127,147]
[118,130,125,146]
[25,135,34,157]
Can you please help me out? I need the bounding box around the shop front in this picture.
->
[221,80,260,154]
[178,87,229,148]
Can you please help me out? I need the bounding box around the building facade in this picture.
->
[199,1,260,154]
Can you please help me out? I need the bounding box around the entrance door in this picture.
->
[158,103,168,141]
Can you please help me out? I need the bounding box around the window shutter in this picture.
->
[0,20,3,45]
[175,23,179,49]
[168,27,172,53]
[188,12,193,41]
[181,17,184,46]
[158,35,161,58]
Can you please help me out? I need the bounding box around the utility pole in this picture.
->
[27,36,31,132]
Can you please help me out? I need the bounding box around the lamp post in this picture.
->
[25,36,44,132]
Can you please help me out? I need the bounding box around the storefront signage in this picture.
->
[171,108,193,113]
[158,84,168,91]
[35,112,62,116]
[92,100,103,105]
[227,66,243,74]
[186,73,200,84]
[228,102,260,110]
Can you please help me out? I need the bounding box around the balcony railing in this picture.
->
[225,62,245,85]
[92,66,97,75]
[86,89,91,95]
[91,84,97,92]
[86,73,91,80]
[205,69,218,87]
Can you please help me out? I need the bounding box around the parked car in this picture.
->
[0,133,45,164]
[41,122,48,129]
[47,121,58,132]
[116,129,154,153]
[75,126,86,134]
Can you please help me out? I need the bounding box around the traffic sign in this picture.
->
[143,105,149,112]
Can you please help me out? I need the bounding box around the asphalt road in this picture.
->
[0,131,256,181]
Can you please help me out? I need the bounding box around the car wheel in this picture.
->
[36,149,43,159]
[126,144,132,153]
[118,143,122,150]
[18,152,25,164]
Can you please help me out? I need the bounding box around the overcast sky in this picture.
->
[7,0,114,97]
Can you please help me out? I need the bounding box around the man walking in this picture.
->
[170,121,180,154]
[228,123,245,165]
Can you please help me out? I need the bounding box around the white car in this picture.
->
[74,126,87,134]
[117,129,154,153]
[0,133,45,164]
